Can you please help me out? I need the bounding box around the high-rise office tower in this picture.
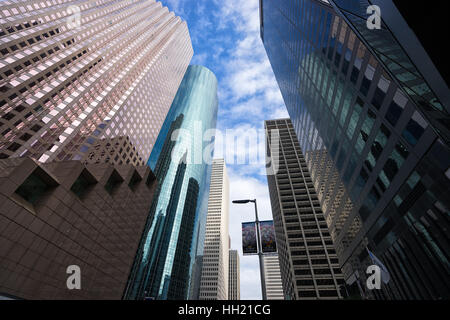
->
[261,0,450,299]
[124,65,219,300]
[263,254,284,300]
[265,118,344,300]
[228,249,240,300]
[0,0,192,300]
[199,158,230,300]
[0,0,192,165]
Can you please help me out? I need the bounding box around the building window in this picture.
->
[402,112,427,146]
[350,65,359,84]
[385,101,403,126]
[371,87,386,110]
[14,167,57,206]
[360,75,371,96]
[359,187,381,221]
[351,167,369,199]
[382,142,409,183]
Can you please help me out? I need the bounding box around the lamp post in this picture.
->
[232,199,267,300]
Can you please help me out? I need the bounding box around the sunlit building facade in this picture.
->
[263,254,284,300]
[124,65,219,300]
[0,0,193,165]
[199,158,230,300]
[261,0,450,299]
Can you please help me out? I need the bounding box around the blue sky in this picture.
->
[162,0,289,299]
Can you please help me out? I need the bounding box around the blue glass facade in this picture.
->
[124,65,218,300]
[261,0,449,299]
[328,0,450,145]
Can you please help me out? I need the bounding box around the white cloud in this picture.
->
[212,0,286,300]
[213,0,288,128]
[191,52,208,66]
[164,0,288,300]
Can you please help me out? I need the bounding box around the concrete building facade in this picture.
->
[266,118,345,300]
[228,249,240,300]
[199,159,230,300]
[263,254,284,300]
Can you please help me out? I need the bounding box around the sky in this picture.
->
[162,0,289,299]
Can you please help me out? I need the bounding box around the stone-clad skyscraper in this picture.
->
[0,0,193,165]
[261,0,449,299]
[266,118,344,300]
[0,0,192,299]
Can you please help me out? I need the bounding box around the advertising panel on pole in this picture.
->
[260,220,277,253]
[242,222,257,255]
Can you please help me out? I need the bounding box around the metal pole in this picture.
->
[253,199,267,300]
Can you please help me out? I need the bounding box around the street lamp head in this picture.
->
[232,199,251,204]
[232,199,256,204]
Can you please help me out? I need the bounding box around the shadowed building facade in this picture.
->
[260,0,450,299]
[0,157,157,299]
[228,250,240,300]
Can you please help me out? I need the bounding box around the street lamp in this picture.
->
[232,198,267,300]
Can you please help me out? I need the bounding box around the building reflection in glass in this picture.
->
[124,65,218,300]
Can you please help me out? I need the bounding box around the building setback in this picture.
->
[266,118,344,300]
[263,254,284,300]
[199,159,230,300]
[0,157,157,299]
[124,66,219,300]
[228,249,240,300]
[260,0,450,299]
[0,0,192,165]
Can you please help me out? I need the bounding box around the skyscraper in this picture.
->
[0,0,192,300]
[261,0,450,299]
[124,65,219,300]
[0,0,193,165]
[265,118,344,300]
[263,254,284,300]
[228,249,240,300]
[199,158,230,300]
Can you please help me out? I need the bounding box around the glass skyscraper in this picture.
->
[260,0,449,299]
[124,65,219,300]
